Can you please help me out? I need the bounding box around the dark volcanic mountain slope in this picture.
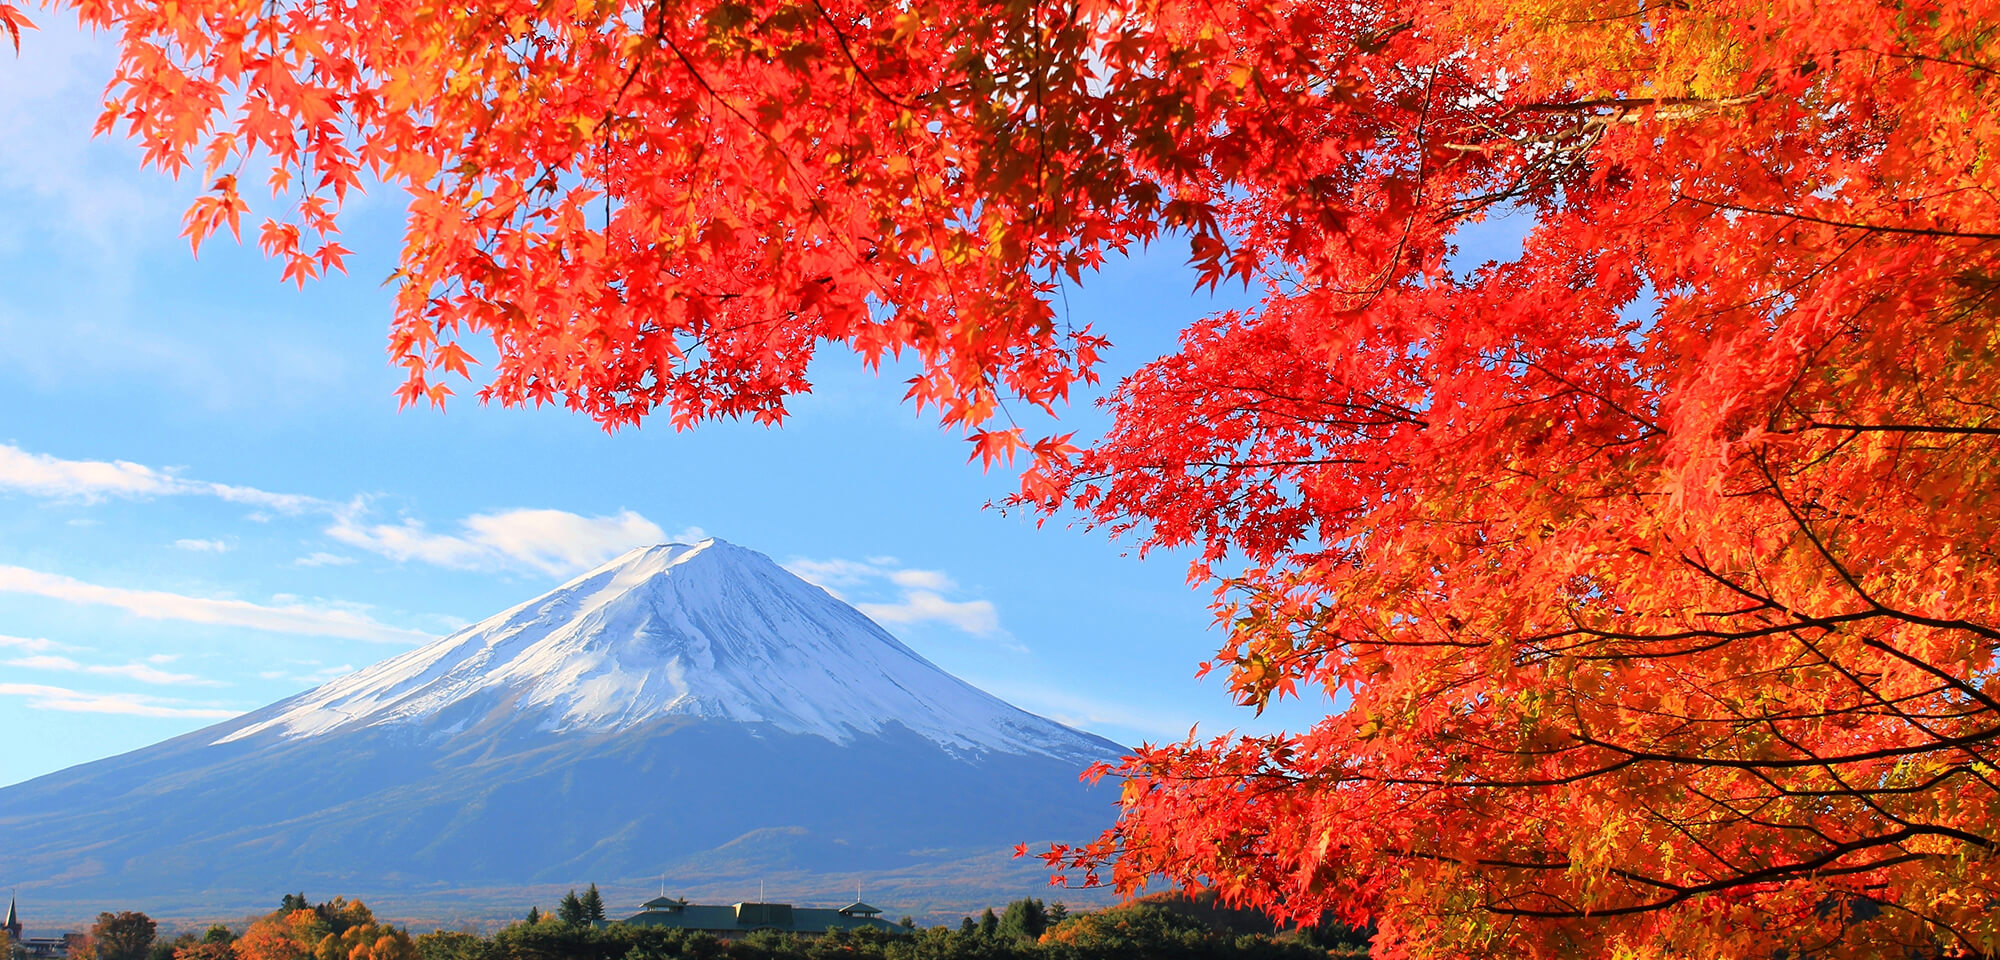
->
[0,540,1124,910]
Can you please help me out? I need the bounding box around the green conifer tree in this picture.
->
[977,909,998,939]
[997,900,1046,941]
[557,891,586,925]
[524,907,541,926]
[580,885,606,923]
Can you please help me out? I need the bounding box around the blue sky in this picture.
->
[0,15,1363,786]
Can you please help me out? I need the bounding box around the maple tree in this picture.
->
[31,0,2000,950]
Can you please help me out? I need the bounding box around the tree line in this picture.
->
[47,893,1364,960]
[425,894,1363,960]
[52,896,409,960]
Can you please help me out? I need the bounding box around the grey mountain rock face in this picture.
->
[0,540,1125,918]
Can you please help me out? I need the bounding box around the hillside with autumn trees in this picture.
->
[2,0,1994,953]
[51,895,1362,960]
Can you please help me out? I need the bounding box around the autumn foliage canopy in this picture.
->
[25,0,2000,950]
[233,900,414,960]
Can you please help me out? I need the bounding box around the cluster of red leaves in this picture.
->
[76,0,1166,443]
[63,0,2000,952]
[1012,0,2000,957]
[0,0,30,52]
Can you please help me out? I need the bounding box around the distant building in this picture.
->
[620,897,903,938]
[4,896,75,959]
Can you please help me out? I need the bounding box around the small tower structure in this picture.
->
[5,893,22,940]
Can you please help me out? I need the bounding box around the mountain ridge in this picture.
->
[216,539,1114,764]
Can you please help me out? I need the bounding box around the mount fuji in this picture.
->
[0,540,1127,921]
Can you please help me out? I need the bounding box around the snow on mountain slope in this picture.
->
[221,539,1115,763]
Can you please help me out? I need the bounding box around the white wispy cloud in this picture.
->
[0,682,240,719]
[887,568,955,591]
[0,565,432,644]
[0,442,324,511]
[0,442,693,579]
[785,556,1005,638]
[294,552,356,567]
[0,633,67,653]
[857,592,1001,635]
[4,653,220,686]
[784,558,886,593]
[329,508,668,576]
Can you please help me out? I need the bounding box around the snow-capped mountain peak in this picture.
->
[219,539,1115,763]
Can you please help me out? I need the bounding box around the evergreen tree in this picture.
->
[956,918,976,937]
[976,909,998,940]
[557,891,587,925]
[279,894,310,914]
[524,907,540,926]
[200,927,233,946]
[580,885,606,923]
[997,900,1046,941]
[1046,903,1068,926]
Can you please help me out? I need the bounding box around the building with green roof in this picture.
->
[620,897,903,938]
